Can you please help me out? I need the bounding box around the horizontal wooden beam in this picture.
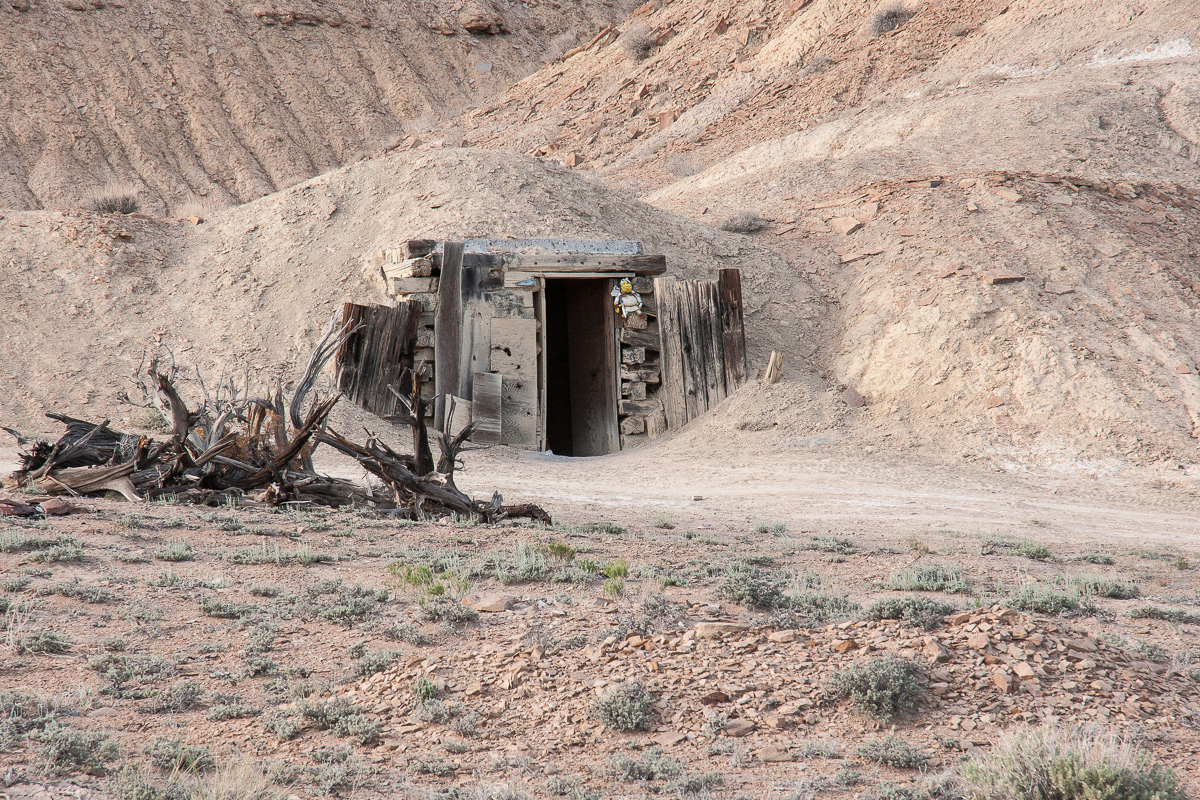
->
[507,254,666,274]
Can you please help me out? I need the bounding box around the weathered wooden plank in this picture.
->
[490,318,539,447]
[459,260,490,412]
[718,268,748,393]
[621,365,660,383]
[619,322,660,349]
[619,398,663,416]
[703,280,727,406]
[509,254,666,274]
[471,371,502,445]
[678,280,706,424]
[654,277,687,431]
[446,396,473,439]
[334,301,418,418]
[434,241,465,430]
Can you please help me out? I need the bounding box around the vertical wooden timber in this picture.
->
[679,281,706,423]
[457,255,490,412]
[702,280,727,407]
[434,241,465,430]
[718,268,748,393]
[536,279,548,450]
[606,278,622,454]
[653,277,687,431]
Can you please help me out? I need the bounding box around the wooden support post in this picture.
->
[718,268,748,392]
[435,242,465,430]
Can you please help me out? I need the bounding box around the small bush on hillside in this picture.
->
[11,630,74,655]
[872,5,914,34]
[718,564,785,608]
[154,541,193,562]
[106,764,190,800]
[881,565,970,594]
[858,737,929,768]
[1016,541,1055,561]
[1075,573,1139,599]
[609,748,683,782]
[1130,605,1200,625]
[831,656,926,721]
[720,210,769,233]
[620,22,656,61]
[594,683,655,732]
[960,725,1186,800]
[864,596,956,630]
[86,181,140,215]
[32,723,119,775]
[145,736,213,772]
[383,623,430,645]
[1007,585,1091,616]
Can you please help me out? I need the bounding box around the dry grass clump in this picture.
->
[719,210,769,233]
[872,5,914,34]
[960,725,1186,800]
[86,181,140,215]
[620,22,656,61]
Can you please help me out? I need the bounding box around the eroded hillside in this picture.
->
[0,0,638,213]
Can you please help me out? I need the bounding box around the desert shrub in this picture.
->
[237,655,277,679]
[831,656,926,721]
[198,599,258,619]
[418,597,479,624]
[594,683,656,732]
[675,772,723,795]
[106,764,191,800]
[1130,605,1200,625]
[27,543,84,562]
[720,210,769,233]
[261,713,301,741]
[11,629,74,654]
[1075,574,1139,599]
[206,704,260,721]
[775,592,860,628]
[153,542,193,562]
[872,5,914,34]
[32,723,119,775]
[881,565,970,594]
[54,582,112,603]
[1007,586,1091,616]
[859,737,929,768]
[652,513,675,530]
[247,584,282,597]
[89,653,175,698]
[382,623,429,645]
[1017,541,1055,561]
[296,698,380,745]
[960,725,1186,800]
[620,22,656,60]
[86,181,140,215]
[1077,552,1115,565]
[0,691,59,745]
[809,535,857,554]
[145,736,213,772]
[864,596,956,630]
[718,564,785,608]
[147,680,203,713]
[609,747,683,782]
[2,576,31,592]
[351,650,400,678]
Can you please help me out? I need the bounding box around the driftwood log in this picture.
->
[4,317,551,523]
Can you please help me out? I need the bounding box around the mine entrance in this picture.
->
[543,278,619,457]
